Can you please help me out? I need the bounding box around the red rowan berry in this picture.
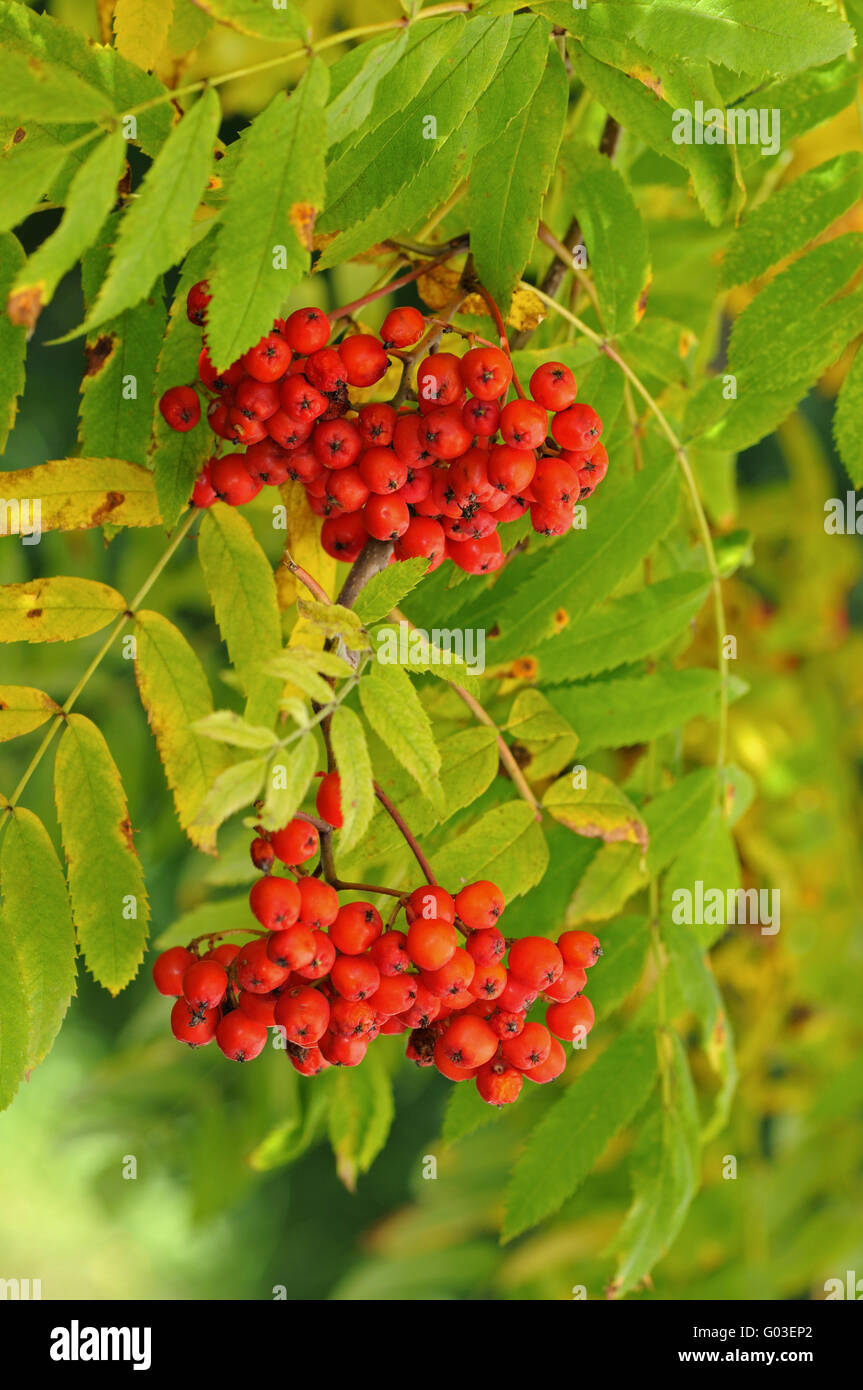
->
[500,398,547,450]
[543,962,586,1002]
[400,981,442,1029]
[440,1014,498,1068]
[469,962,507,1000]
[530,501,574,536]
[421,405,473,460]
[216,1010,268,1062]
[525,1037,567,1083]
[358,401,397,446]
[206,395,234,439]
[325,465,370,514]
[530,361,577,412]
[416,352,462,406]
[532,457,580,509]
[271,818,319,866]
[465,927,505,965]
[186,279,211,326]
[321,511,367,561]
[370,930,409,976]
[244,440,291,486]
[330,997,376,1039]
[289,1043,330,1075]
[338,333,389,387]
[502,1020,551,1071]
[380,1016,408,1034]
[267,409,314,450]
[330,900,382,954]
[284,307,330,355]
[462,396,500,437]
[432,1035,478,1081]
[392,413,437,469]
[153,946,195,997]
[279,373,328,422]
[490,1008,524,1039]
[249,875,301,931]
[459,346,513,401]
[443,507,497,542]
[243,332,291,382]
[296,877,339,929]
[227,408,268,446]
[363,492,410,541]
[171,998,219,1046]
[448,447,496,507]
[406,917,457,971]
[191,463,217,509]
[487,443,536,496]
[331,953,380,1001]
[368,973,417,1017]
[405,885,456,924]
[235,376,280,422]
[182,959,228,1012]
[494,493,530,523]
[206,942,240,967]
[546,994,595,1042]
[266,924,317,970]
[498,974,537,1014]
[394,515,446,570]
[315,771,342,829]
[558,930,602,968]
[359,445,407,494]
[447,531,504,574]
[507,936,564,991]
[320,1030,368,1067]
[209,454,259,506]
[313,417,362,469]
[237,990,277,1026]
[236,938,290,994]
[421,946,475,997]
[293,929,336,980]
[305,347,346,393]
[198,345,243,392]
[275,985,331,1044]
[381,305,425,349]
[159,384,200,432]
[476,1057,523,1106]
[455,880,505,929]
[551,402,602,451]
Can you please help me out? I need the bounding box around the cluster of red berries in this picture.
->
[152,774,599,1105]
[158,287,608,576]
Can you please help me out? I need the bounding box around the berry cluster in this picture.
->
[158,288,608,575]
[152,775,600,1105]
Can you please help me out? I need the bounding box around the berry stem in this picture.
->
[328,245,464,325]
[449,684,543,822]
[281,550,332,605]
[373,781,437,884]
[390,288,468,409]
[474,284,527,400]
[187,926,267,950]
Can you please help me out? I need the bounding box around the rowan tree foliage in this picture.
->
[1,0,862,1298]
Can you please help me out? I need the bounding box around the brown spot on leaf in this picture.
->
[554,608,569,631]
[636,276,651,322]
[12,127,26,144]
[511,657,538,681]
[119,818,135,852]
[207,173,222,190]
[290,202,318,252]
[27,609,42,620]
[92,492,125,525]
[7,284,43,331]
[508,742,532,770]
[84,335,116,376]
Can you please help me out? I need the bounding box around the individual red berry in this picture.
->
[558,930,602,968]
[250,836,275,873]
[466,927,505,965]
[393,412,437,467]
[525,1037,567,1083]
[330,953,380,1001]
[490,1008,524,1039]
[330,997,377,1039]
[532,457,580,508]
[359,445,407,494]
[210,454,260,506]
[279,373,328,422]
[216,1010,268,1062]
[494,493,530,523]
[462,396,500,438]
[314,771,342,829]
[394,515,446,571]
[235,938,290,994]
[396,466,433,506]
[357,401,397,446]
[530,501,574,536]
[243,332,291,382]
[275,985,331,1044]
[400,981,442,1029]
[440,1014,498,1068]
[237,989,278,1026]
[546,994,595,1042]
[487,443,536,496]
[455,880,505,930]
[368,973,417,1016]
[476,1058,523,1106]
[446,531,504,575]
[421,946,475,997]
[289,1043,330,1075]
[576,442,608,497]
[234,376,280,422]
[499,398,547,450]
[498,974,537,1014]
[543,962,587,1002]
[502,1020,552,1071]
[153,946,195,997]
[530,361,577,412]
[305,347,346,394]
[205,942,240,967]
[432,1035,478,1081]
[459,346,513,401]
[406,918,457,971]
[186,279,211,325]
[421,405,473,460]
[159,384,200,432]
[416,352,462,407]
[443,507,497,542]
[448,447,496,507]
[271,818,319,866]
[405,885,456,924]
[325,465,370,514]
[330,901,383,955]
[551,402,602,451]
[182,959,228,1011]
[198,345,243,392]
[380,1016,409,1034]
[313,417,362,469]
[249,875,301,931]
[468,961,507,1000]
[267,409,314,451]
[370,930,409,977]
[338,333,389,387]
[266,923,317,970]
[507,936,564,991]
[381,305,425,349]
[363,493,410,541]
[321,511,368,561]
[171,998,219,1046]
[320,1029,368,1067]
[284,306,330,354]
[191,462,217,508]
[227,407,268,446]
[293,929,337,980]
[296,877,339,930]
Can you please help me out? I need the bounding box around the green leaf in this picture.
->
[834,343,863,489]
[0,134,70,234]
[353,557,430,625]
[543,770,648,852]
[0,47,116,123]
[431,802,548,904]
[249,1075,333,1171]
[0,685,61,742]
[442,1077,503,1146]
[206,60,328,370]
[9,130,125,325]
[330,706,375,856]
[296,598,370,650]
[263,652,335,705]
[133,609,232,855]
[190,755,268,836]
[78,210,169,469]
[468,39,567,310]
[502,1026,657,1241]
[258,736,318,833]
[74,88,219,335]
[530,574,710,683]
[721,153,863,289]
[193,0,307,41]
[328,1046,394,1190]
[53,714,149,993]
[548,668,743,756]
[369,621,482,697]
[359,664,442,809]
[661,804,741,948]
[325,31,409,147]
[663,918,722,1042]
[198,504,284,727]
[559,141,651,334]
[486,458,679,665]
[0,808,76,1110]
[153,890,251,949]
[505,688,578,781]
[191,710,279,751]
[0,232,26,449]
[609,1033,700,1298]
[588,915,650,1021]
[0,459,162,532]
[0,576,126,644]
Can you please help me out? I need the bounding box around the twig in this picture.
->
[373,782,437,884]
[336,538,394,608]
[281,551,331,604]
[449,684,543,822]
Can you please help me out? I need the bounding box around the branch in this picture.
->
[449,684,543,823]
[336,538,394,609]
[373,781,437,884]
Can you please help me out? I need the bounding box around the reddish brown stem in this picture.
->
[373,781,436,884]
[476,285,526,398]
[328,246,461,325]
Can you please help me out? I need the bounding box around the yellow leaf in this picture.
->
[114,0,175,72]
[0,459,162,534]
[417,263,544,330]
[0,577,126,644]
[278,482,337,659]
[0,685,61,742]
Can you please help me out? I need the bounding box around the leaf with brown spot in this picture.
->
[84,335,116,376]
[7,283,43,330]
[0,459,161,534]
[0,232,26,448]
[0,576,125,644]
[0,685,60,741]
[289,201,317,252]
[543,770,648,853]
